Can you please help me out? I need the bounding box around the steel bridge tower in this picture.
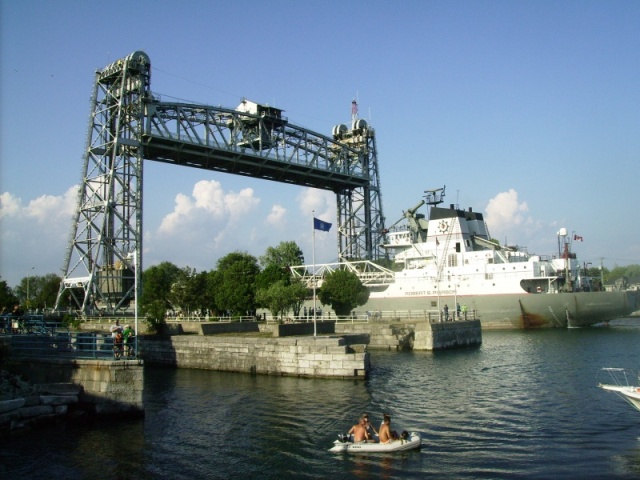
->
[55,52,386,313]
[56,51,150,313]
[332,100,385,261]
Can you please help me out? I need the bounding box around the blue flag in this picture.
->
[313,217,332,232]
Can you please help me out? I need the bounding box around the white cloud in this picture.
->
[0,192,21,219]
[0,186,78,286]
[0,186,77,224]
[147,180,262,270]
[158,180,259,235]
[485,189,529,232]
[484,189,550,250]
[297,188,334,221]
[265,204,286,227]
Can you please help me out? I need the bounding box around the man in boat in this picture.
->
[362,413,378,439]
[379,414,399,444]
[348,416,373,443]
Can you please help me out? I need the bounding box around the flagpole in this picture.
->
[312,210,317,336]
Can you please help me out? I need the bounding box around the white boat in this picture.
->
[598,368,640,412]
[329,431,422,454]
[293,186,638,329]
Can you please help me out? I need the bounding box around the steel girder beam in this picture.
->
[141,102,369,190]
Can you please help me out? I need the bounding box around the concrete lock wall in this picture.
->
[335,320,482,351]
[7,358,144,415]
[139,335,370,379]
[199,322,260,335]
[415,320,482,350]
[334,322,416,350]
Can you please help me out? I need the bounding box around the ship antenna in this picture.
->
[424,186,446,217]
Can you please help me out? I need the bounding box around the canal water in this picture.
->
[2,321,640,479]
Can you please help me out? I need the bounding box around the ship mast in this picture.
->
[425,187,446,316]
[557,228,572,292]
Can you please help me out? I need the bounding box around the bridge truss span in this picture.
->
[142,100,369,191]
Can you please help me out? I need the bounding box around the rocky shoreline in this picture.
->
[0,371,90,434]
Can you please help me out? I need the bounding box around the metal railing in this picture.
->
[7,331,137,360]
[158,310,477,324]
[1,315,66,335]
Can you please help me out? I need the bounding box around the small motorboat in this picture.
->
[329,431,422,454]
[598,368,640,412]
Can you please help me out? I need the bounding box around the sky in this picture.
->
[1,0,639,288]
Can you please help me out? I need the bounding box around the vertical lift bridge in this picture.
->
[55,51,386,313]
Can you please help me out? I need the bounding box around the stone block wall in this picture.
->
[414,320,482,350]
[0,382,84,432]
[274,321,336,337]
[335,322,415,350]
[336,320,482,351]
[199,322,260,335]
[8,358,144,414]
[139,335,370,379]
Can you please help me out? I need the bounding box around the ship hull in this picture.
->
[357,290,638,329]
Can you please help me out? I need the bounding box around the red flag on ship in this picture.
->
[573,234,583,241]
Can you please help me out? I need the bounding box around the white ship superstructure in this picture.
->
[293,187,637,328]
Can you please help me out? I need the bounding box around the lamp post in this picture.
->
[127,251,139,358]
[134,250,138,358]
[26,266,34,311]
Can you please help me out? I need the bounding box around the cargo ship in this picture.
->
[293,187,638,328]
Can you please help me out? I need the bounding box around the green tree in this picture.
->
[212,252,260,316]
[287,280,309,318]
[140,261,181,328]
[259,241,304,269]
[188,270,210,315]
[255,241,306,310]
[0,278,19,312]
[256,280,307,321]
[318,269,369,318]
[141,262,181,307]
[255,264,291,298]
[607,264,640,283]
[14,273,62,310]
[143,299,169,334]
[169,266,207,315]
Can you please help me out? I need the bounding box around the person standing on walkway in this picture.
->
[110,319,122,337]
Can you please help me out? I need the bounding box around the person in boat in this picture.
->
[378,413,399,444]
[348,416,373,443]
[362,413,378,439]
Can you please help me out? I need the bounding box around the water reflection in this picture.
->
[2,326,640,479]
